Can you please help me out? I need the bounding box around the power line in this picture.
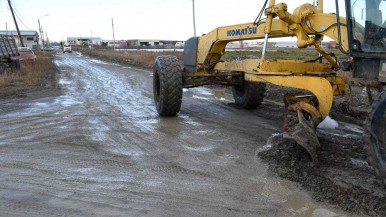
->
[14,10,32,30]
[10,1,32,30]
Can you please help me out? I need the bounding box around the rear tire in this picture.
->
[232,82,266,109]
[365,90,386,185]
[153,55,183,116]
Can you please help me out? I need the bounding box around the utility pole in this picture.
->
[112,17,116,50]
[8,0,24,47]
[317,0,324,12]
[38,20,43,49]
[192,0,196,37]
[45,32,49,47]
[38,14,48,50]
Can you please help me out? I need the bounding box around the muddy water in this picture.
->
[0,52,359,216]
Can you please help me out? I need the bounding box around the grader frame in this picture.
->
[153,0,386,185]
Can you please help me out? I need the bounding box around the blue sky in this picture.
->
[0,0,342,42]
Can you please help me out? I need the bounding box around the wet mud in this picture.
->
[0,51,382,216]
[258,128,386,217]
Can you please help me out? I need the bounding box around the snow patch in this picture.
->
[317,116,339,130]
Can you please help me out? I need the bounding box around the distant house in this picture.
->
[67,37,78,46]
[67,37,103,46]
[322,41,338,49]
[126,39,162,47]
[160,40,183,48]
[101,40,127,48]
[0,30,40,50]
[126,39,183,48]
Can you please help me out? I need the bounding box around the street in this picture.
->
[0,52,376,216]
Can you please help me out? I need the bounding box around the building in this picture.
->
[160,40,184,48]
[126,39,162,47]
[101,40,127,48]
[0,30,40,50]
[126,39,183,48]
[67,37,78,46]
[67,37,103,46]
[322,41,338,49]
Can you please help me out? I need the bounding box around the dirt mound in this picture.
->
[258,134,386,217]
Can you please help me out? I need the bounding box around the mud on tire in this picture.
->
[153,55,183,116]
[232,82,266,109]
[365,90,386,185]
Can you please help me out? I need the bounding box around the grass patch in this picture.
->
[79,47,349,70]
[80,48,183,69]
[0,52,56,88]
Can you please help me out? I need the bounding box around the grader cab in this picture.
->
[152,0,386,185]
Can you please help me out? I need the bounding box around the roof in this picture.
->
[67,37,103,40]
[127,39,160,42]
[0,30,38,36]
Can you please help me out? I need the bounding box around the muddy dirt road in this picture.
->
[0,52,383,216]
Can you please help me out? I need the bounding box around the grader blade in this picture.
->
[283,110,321,165]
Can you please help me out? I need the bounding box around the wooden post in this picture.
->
[8,0,24,47]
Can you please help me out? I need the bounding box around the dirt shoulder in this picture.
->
[0,68,60,100]
[0,52,61,100]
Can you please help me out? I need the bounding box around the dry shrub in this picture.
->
[0,74,21,87]
[21,57,55,85]
[83,49,183,68]
[0,54,55,87]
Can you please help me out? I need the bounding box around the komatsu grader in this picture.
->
[152,0,386,185]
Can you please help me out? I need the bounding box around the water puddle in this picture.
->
[55,96,84,107]
[90,59,121,67]
[143,179,163,187]
[58,79,71,85]
[181,143,214,152]
[196,87,213,96]
[192,95,210,100]
[72,167,97,175]
[179,114,202,127]
[90,59,109,65]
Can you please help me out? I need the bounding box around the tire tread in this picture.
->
[153,55,182,116]
[364,90,386,185]
[232,82,266,109]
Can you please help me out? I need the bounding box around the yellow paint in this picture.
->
[195,2,348,70]
[213,59,332,75]
[245,74,334,119]
[191,1,350,119]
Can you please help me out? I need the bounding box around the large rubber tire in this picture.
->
[153,55,183,116]
[0,63,6,74]
[10,59,21,71]
[14,59,21,70]
[365,90,386,185]
[232,82,266,109]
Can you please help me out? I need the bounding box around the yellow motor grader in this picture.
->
[152,0,386,185]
